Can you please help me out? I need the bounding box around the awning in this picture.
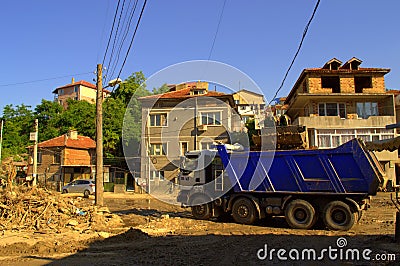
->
[365,136,400,152]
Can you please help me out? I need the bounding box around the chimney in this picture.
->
[71,77,75,84]
[67,130,78,140]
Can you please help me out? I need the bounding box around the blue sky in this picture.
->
[1,0,400,113]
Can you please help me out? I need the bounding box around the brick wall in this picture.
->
[304,73,386,94]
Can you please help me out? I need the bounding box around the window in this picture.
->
[215,170,224,191]
[354,76,372,93]
[316,128,395,148]
[180,142,188,156]
[234,100,240,105]
[200,141,214,150]
[318,103,346,118]
[150,143,167,155]
[242,116,252,124]
[74,85,79,93]
[192,90,205,95]
[357,102,378,119]
[201,112,221,125]
[240,106,246,110]
[149,113,167,127]
[321,76,340,93]
[53,153,61,164]
[59,89,64,95]
[74,96,78,100]
[150,170,164,181]
[37,151,42,164]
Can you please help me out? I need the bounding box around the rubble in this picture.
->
[0,186,124,232]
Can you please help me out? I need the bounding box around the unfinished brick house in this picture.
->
[27,130,98,190]
[284,57,398,187]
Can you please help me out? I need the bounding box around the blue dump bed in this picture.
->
[216,139,383,196]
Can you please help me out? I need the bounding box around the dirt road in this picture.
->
[0,192,399,265]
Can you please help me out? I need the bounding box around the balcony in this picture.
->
[293,115,396,129]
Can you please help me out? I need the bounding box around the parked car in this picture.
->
[62,179,95,198]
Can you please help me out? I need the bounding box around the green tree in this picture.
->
[57,99,96,138]
[151,83,170,94]
[103,97,126,157]
[34,99,63,141]
[1,104,34,159]
[112,71,147,105]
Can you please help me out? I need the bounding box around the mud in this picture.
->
[0,192,399,265]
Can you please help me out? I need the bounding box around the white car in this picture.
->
[62,179,95,198]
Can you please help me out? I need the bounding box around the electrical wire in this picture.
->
[102,0,122,66]
[268,0,321,105]
[105,0,127,79]
[108,0,140,82]
[208,0,227,60]
[0,72,93,87]
[115,0,148,84]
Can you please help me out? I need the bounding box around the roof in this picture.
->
[32,134,96,149]
[139,87,229,100]
[52,80,111,94]
[386,89,400,96]
[232,89,265,97]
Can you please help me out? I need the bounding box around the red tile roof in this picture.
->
[52,80,111,94]
[35,134,96,149]
[139,87,228,100]
[387,89,400,96]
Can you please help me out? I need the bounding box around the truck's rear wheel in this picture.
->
[190,196,211,220]
[323,201,355,231]
[232,197,257,225]
[285,199,317,229]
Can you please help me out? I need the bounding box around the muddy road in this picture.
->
[0,192,399,265]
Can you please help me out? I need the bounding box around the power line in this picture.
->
[0,72,93,87]
[105,0,127,77]
[102,0,122,66]
[268,0,321,105]
[208,0,227,60]
[108,0,140,83]
[116,0,148,82]
[96,0,111,64]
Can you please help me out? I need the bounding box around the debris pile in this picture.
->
[0,186,123,232]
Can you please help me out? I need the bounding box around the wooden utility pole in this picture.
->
[0,120,3,164]
[32,119,38,186]
[95,64,104,206]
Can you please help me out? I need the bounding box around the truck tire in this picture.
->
[285,199,317,229]
[232,197,257,225]
[323,201,355,231]
[190,195,211,220]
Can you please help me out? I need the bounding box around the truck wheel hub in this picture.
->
[238,206,249,217]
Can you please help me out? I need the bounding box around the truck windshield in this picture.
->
[180,155,199,172]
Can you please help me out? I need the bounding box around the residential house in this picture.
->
[284,57,398,187]
[388,90,400,124]
[232,89,265,128]
[138,82,238,192]
[52,78,110,108]
[27,130,109,190]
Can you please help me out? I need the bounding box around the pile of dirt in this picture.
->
[0,186,124,232]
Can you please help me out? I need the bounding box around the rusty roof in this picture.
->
[32,134,96,149]
[52,80,111,94]
[139,87,229,100]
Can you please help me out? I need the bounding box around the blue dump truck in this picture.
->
[177,139,385,231]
